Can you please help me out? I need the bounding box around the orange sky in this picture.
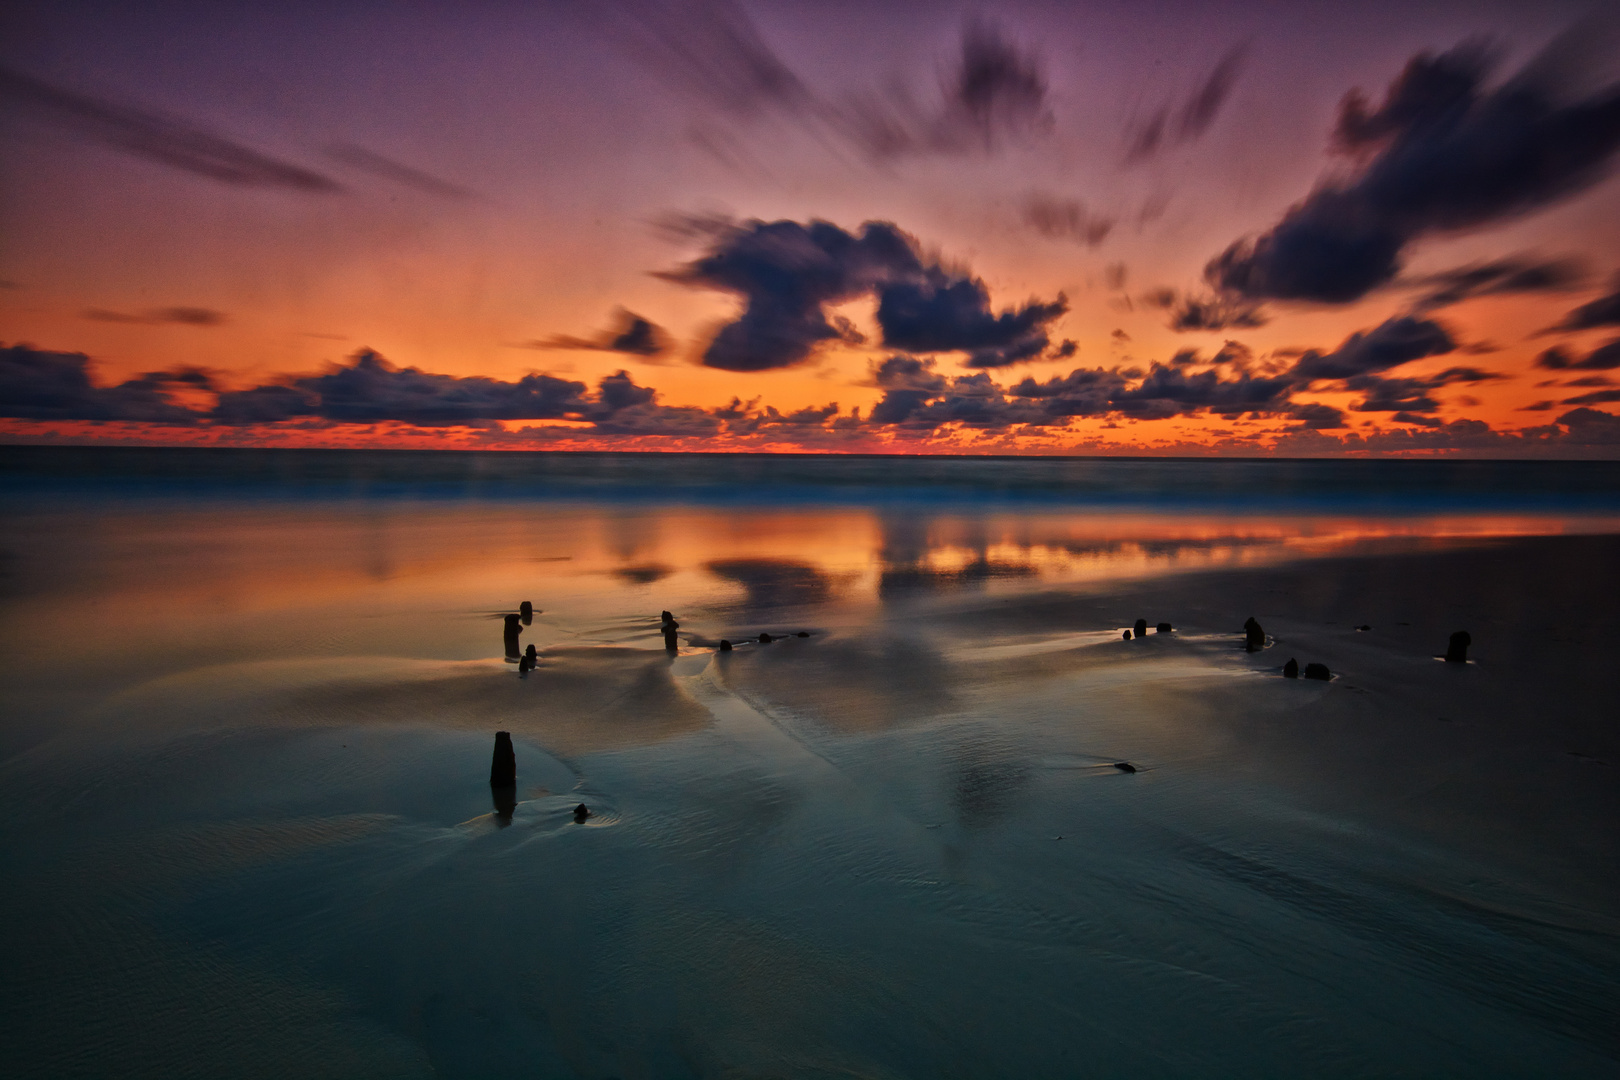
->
[3,1,1620,455]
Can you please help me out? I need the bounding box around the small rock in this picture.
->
[573,803,591,823]
[1157,622,1173,633]
[1444,630,1470,663]
[1122,630,1132,641]
[520,600,533,621]
[1283,658,1299,678]
[1304,662,1331,681]
[718,639,732,652]
[796,631,809,638]
[759,632,773,644]
[1113,762,1137,773]
[1134,618,1148,637]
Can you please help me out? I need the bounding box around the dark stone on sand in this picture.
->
[1283,658,1299,679]
[1244,616,1265,651]
[1123,630,1131,641]
[1356,624,1371,632]
[518,653,534,675]
[1445,630,1470,663]
[759,632,773,643]
[1113,762,1137,773]
[490,731,516,788]
[520,600,533,624]
[796,631,809,637]
[573,803,591,823]
[1304,662,1331,681]
[1134,618,1148,637]
[719,639,732,652]
[1157,622,1173,633]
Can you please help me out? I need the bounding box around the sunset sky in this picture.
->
[4,0,1620,455]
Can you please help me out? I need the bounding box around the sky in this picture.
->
[4,0,1620,456]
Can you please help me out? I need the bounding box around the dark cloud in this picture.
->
[877,272,1067,368]
[0,344,204,423]
[663,217,1067,371]
[84,306,226,327]
[1554,406,1620,443]
[1406,254,1586,311]
[1292,316,1456,380]
[1127,45,1249,162]
[323,144,473,199]
[1543,274,1620,332]
[1289,402,1347,429]
[273,351,588,426]
[1562,388,1620,405]
[1021,194,1113,246]
[522,309,671,358]
[0,65,340,192]
[1206,40,1620,304]
[946,20,1053,150]
[1110,363,1293,417]
[1535,339,1620,370]
[1345,374,1442,413]
[1165,293,1268,332]
[210,384,315,425]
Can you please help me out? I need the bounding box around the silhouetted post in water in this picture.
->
[504,614,523,659]
[1304,663,1331,681]
[573,803,591,823]
[519,644,537,676]
[491,785,516,826]
[520,601,533,625]
[1134,619,1148,638]
[664,628,679,652]
[660,610,679,630]
[1445,630,1471,663]
[1122,630,1131,641]
[1244,617,1265,652]
[1157,622,1173,633]
[719,639,733,652]
[490,731,516,788]
[1283,657,1299,678]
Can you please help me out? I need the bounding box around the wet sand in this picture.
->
[1,503,1617,1077]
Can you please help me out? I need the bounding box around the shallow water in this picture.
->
[2,450,1617,1078]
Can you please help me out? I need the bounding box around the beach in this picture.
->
[1,450,1617,1078]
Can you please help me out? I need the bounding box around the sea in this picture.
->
[2,447,1617,1078]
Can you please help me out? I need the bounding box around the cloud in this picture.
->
[1291,316,1456,380]
[83,306,226,327]
[1127,45,1249,161]
[1406,254,1587,311]
[0,344,204,423]
[1562,388,1620,405]
[613,0,809,120]
[1535,339,1620,370]
[1543,274,1620,332]
[520,309,671,358]
[662,216,1068,371]
[619,5,1051,161]
[877,273,1067,368]
[323,144,473,199]
[1205,39,1620,304]
[1289,402,1347,429]
[0,65,341,192]
[1109,363,1294,417]
[1021,194,1114,246]
[1164,292,1268,332]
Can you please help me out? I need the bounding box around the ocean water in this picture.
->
[2,448,1617,1078]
